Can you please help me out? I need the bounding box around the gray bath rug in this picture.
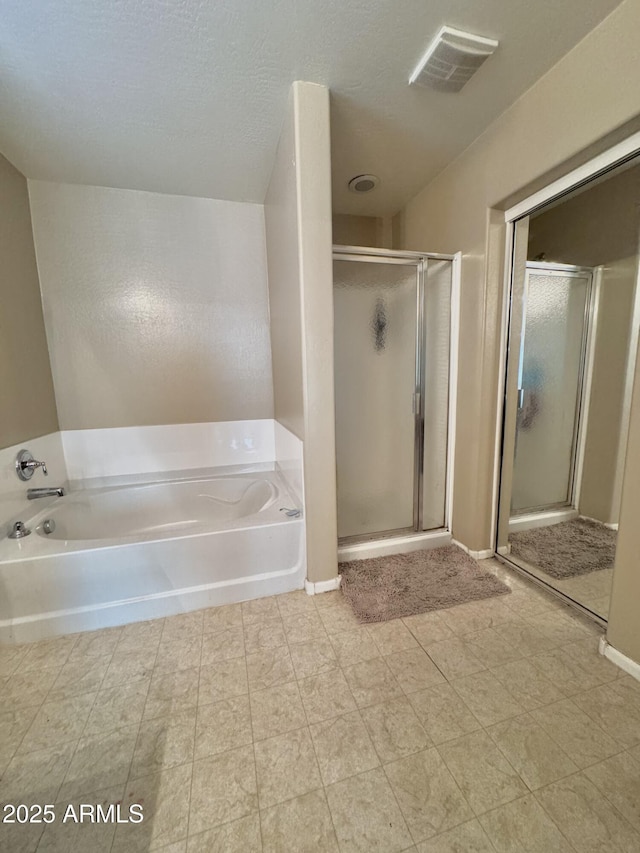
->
[509,517,616,579]
[339,545,510,624]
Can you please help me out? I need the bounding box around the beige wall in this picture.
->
[332,214,379,248]
[0,155,58,448]
[29,181,273,430]
[266,81,338,583]
[393,0,640,662]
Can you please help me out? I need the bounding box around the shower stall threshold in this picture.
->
[338,529,451,562]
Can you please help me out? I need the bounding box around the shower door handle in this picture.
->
[412,391,421,415]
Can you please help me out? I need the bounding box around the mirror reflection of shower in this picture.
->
[497,157,640,621]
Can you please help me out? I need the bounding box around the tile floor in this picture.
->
[1,558,640,852]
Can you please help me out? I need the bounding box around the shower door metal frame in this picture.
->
[333,246,456,545]
[511,261,595,516]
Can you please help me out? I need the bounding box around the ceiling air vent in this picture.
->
[409,26,499,93]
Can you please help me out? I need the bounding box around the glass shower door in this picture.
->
[334,258,418,539]
[511,266,591,512]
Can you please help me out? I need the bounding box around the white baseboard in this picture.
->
[305,575,341,596]
[452,539,495,560]
[599,636,640,682]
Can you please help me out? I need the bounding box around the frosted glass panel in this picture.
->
[334,260,417,539]
[422,259,452,530]
[511,270,589,512]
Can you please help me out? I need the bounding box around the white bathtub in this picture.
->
[0,471,305,643]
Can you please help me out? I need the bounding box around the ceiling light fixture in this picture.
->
[348,174,379,193]
[409,25,499,93]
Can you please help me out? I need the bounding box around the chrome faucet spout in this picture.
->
[27,487,65,500]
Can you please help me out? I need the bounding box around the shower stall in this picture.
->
[333,247,457,556]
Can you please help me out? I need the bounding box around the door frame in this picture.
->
[332,246,460,546]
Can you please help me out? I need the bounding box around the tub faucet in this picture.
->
[27,487,65,500]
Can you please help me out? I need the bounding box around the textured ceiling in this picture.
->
[0,0,623,217]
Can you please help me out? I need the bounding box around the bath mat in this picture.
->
[339,545,510,624]
[509,517,616,579]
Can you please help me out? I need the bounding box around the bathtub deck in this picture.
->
[0,561,635,853]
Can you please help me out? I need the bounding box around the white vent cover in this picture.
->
[409,26,499,93]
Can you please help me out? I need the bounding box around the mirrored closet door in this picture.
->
[497,158,640,621]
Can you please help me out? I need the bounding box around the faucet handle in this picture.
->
[16,449,48,481]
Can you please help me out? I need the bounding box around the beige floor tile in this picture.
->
[385,647,445,694]
[117,619,164,653]
[261,789,339,852]
[489,658,565,710]
[241,595,280,624]
[0,643,29,678]
[68,626,123,660]
[189,745,258,835]
[194,695,252,759]
[113,762,191,852]
[317,603,361,635]
[161,611,203,641]
[529,647,602,696]
[1,667,61,710]
[525,609,591,646]
[461,628,523,668]
[276,589,318,618]
[361,698,432,763]
[243,618,287,655]
[0,706,38,766]
[0,741,76,804]
[47,655,110,702]
[187,813,261,852]
[438,730,528,815]
[573,677,640,748]
[254,726,322,808]
[530,698,621,768]
[342,657,403,708]
[202,602,243,634]
[298,668,356,724]
[85,679,149,736]
[0,818,44,853]
[59,725,139,800]
[402,612,454,648]
[563,637,620,683]
[492,618,558,657]
[17,692,96,754]
[438,598,513,636]
[198,658,248,704]
[584,752,640,832]
[450,671,523,727]
[282,611,327,645]
[487,713,579,790]
[144,667,199,720]
[201,627,245,664]
[329,627,379,667]
[423,637,485,681]
[38,788,122,853]
[154,636,202,674]
[414,819,495,852]
[408,684,481,745]
[479,793,576,852]
[325,766,412,853]
[384,747,473,843]
[310,710,379,785]
[289,637,337,679]
[129,708,196,779]
[504,587,564,620]
[313,590,343,609]
[103,647,157,688]
[246,645,295,691]
[536,773,640,853]
[250,680,306,741]
[21,636,78,672]
[368,619,420,654]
